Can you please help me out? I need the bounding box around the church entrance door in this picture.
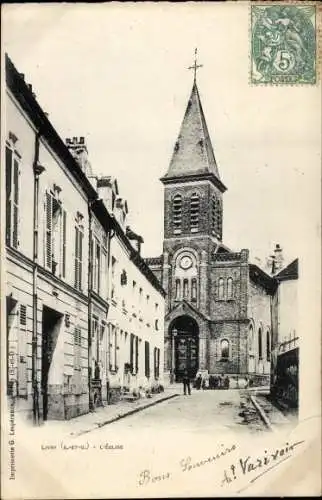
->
[171,316,199,382]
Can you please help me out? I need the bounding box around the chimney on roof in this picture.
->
[266,243,284,275]
[274,244,284,272]
[126,226,144,255]
[65,136,93,177]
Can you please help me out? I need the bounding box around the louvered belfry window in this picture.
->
[212,196,216,234]
[6,144,20,249]
[190,193,200,232]
[172,194,182,232]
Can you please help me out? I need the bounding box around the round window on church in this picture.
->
[180,255,192,270]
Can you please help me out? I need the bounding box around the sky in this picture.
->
[3,3,321,267]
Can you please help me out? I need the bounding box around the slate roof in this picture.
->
[161,81,226,193]
[275,259,299,281]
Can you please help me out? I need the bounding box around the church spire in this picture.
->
[161,51,226,193]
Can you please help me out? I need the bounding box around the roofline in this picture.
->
[249,263,277,294]
[110,216,166,297]
[5,54,97,200]
[275,258,299,281]
[160,172,227,193]
[6,54,165,298]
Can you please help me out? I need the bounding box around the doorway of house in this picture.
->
[170,315,199,382]
[41,305,62,420]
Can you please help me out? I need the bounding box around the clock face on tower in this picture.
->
[180,255,192,270]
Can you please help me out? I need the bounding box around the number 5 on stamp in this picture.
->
[251,4,317,84]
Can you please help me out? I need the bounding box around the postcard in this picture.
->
[1,2,321,498]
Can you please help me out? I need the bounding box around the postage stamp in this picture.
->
[251,4,317,84]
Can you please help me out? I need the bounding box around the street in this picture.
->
[89,388,267,438]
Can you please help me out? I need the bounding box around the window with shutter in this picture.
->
[45,192,53,269]
[74,326,82,394]
[13,160,19,243]
[74,225,83,290]
[115,329,118,370]
[18,304,28,397]
[61,210,67,278]
[130,334,134,372]
[153,347,157,378]
[145,341,150,378]
[5,144,20,249]
[155,348,160,378]
[5,146,12,246]
[135,336,139,374]
[79,230,83,290]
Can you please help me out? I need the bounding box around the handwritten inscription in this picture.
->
[138,470,172,486]
[221,440,305,487]
[138,442,237,487]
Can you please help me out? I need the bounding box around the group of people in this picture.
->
[181,370,232,395]
[194,372,230,390]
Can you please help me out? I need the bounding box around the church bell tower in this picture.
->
[160,50,227,381]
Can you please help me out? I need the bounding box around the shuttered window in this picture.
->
[18,304,28,396]
[6,145,20,249]
[61,210,67,278]
[74,326,82,394]
[135,336,139,374]
[130,334,134,372]
[154,347,160,379]
[74,327,82,370]
[145,341,150,378]
[45,192,53,269]
[74,225,83,290]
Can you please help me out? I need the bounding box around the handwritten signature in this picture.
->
[221,439,305,489]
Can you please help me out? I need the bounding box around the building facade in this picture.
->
[146,75,276,385]
[4,55,165,422]
[271,259,299,406]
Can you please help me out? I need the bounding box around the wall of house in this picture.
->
[277,280,298,343]
[247,280,272,377]
[5,89,90,420]
[108,235,165,394]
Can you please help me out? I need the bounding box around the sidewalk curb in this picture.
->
[71,393,179,437]
[250,395,274,431]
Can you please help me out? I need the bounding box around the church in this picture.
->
[145,60,277,386]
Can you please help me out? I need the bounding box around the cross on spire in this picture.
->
[188,48,203,82]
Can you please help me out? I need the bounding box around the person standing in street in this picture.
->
[183,369,191,395]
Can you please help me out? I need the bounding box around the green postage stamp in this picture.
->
[251,4,317,84]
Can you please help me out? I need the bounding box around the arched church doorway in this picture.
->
[170,316,199,382]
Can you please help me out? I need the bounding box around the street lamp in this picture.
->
[171,329,178,384]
